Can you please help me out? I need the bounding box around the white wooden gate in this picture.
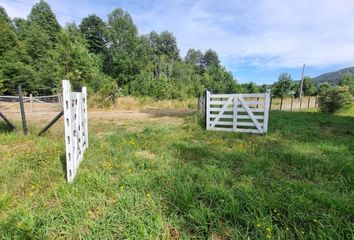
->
[62,80,89,182]
[206,91,270,134]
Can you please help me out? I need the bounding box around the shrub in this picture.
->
[318,86,352,114]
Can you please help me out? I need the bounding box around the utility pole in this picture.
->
[299,64,305,101]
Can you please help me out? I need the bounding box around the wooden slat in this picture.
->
[213,121,233,126]
[236,115,264,120]
[210,114,264,120]
[210,107,233,112]
[208,127,261,134]
[237,108,264,113]
[210,93,266,98]
[210,100,264,105]
[237,121,263,127]
[210,114,233,119]
[210,109,265,113]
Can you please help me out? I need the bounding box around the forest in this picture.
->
[1,1,353,100]
[0,1,247,99]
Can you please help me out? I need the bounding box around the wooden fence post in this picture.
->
[280,96,283,110]
[197,94,200,111]
[290,96,294,111]
[307,97,310,108]
[18,85,28,135]
[315,96,318,108]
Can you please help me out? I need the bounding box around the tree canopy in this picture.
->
[0,1,272,99]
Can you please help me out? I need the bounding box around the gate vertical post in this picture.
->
[263,90,271,133]
[205,90,210,130]
[82,87,89,148]
[233,95,237,132]
[62,80,74,182]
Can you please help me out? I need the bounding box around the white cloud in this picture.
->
[1,0,354,72]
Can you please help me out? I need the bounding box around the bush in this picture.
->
[318,86,352,114]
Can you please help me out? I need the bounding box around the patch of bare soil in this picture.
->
[134,150,156,160]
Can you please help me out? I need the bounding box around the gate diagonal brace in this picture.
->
[238,96,263,134]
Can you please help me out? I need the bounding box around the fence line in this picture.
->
[0,94,62,112]
[270,96,318,111]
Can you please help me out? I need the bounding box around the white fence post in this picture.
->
[263,90,271,133]
[30,94,33,112]
[62,80,89,182]
[206,90,210,130]
[233,95,237,131]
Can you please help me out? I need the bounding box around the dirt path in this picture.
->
[2,109,194,126]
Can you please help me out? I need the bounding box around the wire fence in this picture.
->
[0,94,62,113]
[270,96,318,111]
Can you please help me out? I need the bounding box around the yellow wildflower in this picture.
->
[256,224,261,228]
[146,192,151,198]
[128,169,132,173]
[266,227,271,232]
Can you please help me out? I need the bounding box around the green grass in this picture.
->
[0,110,354,239]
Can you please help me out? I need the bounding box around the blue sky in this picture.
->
[1,0,354,84]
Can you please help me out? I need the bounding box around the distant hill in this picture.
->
[313,67,354,85]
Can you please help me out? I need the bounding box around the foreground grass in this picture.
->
[0,110,353,239]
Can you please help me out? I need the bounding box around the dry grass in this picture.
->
[90,96,198,111]
[271,96,318,111]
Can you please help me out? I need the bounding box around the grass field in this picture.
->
[0,108,353,239]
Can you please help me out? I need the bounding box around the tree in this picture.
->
[318,86,352,114]
[0,9,34,94]
[149,31,180,61]
[272,73,294,97]
[185,48,203,72]
[27,0,60,43]
[79,15,107,54]
[339,73,354,95]
[203,49,220,69]
[0,6,11,25]
[317,82,331,94]
[105,8,141,86]
[158,31,180,61]
[302,77,316,96]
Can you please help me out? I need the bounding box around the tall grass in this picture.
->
[90,96,198,110]
[0,109,353,239]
